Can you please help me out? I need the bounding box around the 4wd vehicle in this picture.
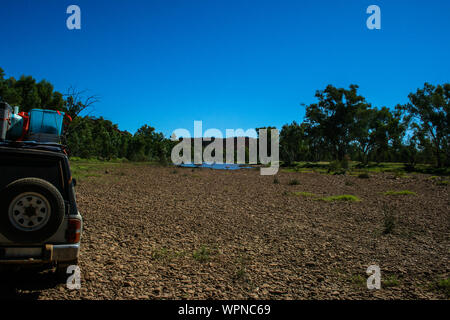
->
[0,141,82,277]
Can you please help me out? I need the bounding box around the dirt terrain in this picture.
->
[1,164,449,299]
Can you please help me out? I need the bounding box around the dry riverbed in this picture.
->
[1,163,449,299]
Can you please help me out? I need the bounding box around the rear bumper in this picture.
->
[0,243,80,264]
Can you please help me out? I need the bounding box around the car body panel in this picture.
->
[0,141,82,266]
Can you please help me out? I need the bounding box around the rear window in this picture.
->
[0,155,64,194]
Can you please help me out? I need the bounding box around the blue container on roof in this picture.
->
[29,109,64,136]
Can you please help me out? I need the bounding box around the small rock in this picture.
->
[331,291,340,295]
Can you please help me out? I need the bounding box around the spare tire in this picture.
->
[0,178,65,243]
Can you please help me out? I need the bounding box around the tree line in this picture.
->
[277,83,449,168]
[1,67,448,168]
[0,67,174,163]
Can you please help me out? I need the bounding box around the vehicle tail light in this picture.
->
[66,219,81,243]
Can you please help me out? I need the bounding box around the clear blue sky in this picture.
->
[0,0,449,137]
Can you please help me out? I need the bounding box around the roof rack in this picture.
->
[0,140,68,154]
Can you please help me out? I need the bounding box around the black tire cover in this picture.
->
[0,178,65,243]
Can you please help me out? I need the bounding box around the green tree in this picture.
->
[279,122,309,165]
[353,108,378,164]
[0,68,65,112]
[305,84,371,160]
[356,107,405,164]
[400,83,449,167]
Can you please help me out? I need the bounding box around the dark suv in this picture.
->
[0,141,82,275]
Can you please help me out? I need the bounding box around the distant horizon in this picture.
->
[1,66,443,139]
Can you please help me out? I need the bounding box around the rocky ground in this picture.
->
[1,164,449,299]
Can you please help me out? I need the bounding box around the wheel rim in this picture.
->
[8,192,51,232]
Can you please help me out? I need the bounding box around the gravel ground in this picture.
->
[1,164,449,299]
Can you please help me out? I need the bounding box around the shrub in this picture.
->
[383,213,396,234]
[355,162,368,169]
[151,247,170,260]
[328,160,341,173]
[318,195,361,202]
[273,177,279,184]
[351,274,366,287]
[358,172,370,179]
[293,191,316,197]
[158,154,169,166]
[383,275,400,287]
[383,190,416,196]
[193,246,210,262]
[234,267,250,283]
[328,157,349,174]
[288,179,300,185]
[341,155,350,170]
[393,171,405,178]
[435,278,450,298]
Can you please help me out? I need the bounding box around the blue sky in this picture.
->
[0,0,449,137]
